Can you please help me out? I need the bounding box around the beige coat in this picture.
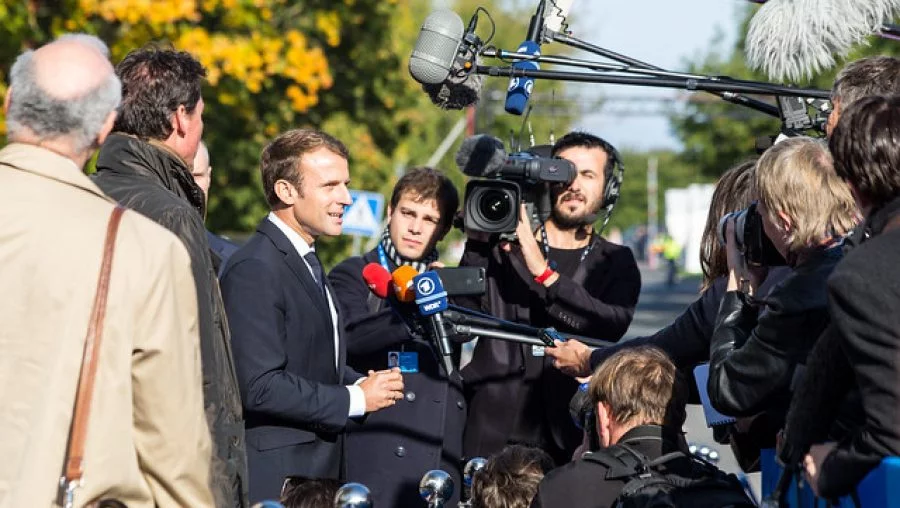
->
[0,144,214,507]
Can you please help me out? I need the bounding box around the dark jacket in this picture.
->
[220,218,364,502]
[456,235,640,465]
[798,199,900,498]
[208,230,239,274]
[588,268,791,372]
[328,250,466,508]
[531,426,695,508]
[706,246,842,418]
[93,134,247,507]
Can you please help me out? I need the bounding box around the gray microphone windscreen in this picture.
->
[455,134,508,177]
[746,0,900,81]
[422,70,483,110]
[410,9,465,85]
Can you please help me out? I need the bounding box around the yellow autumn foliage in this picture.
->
[76,0,333,113]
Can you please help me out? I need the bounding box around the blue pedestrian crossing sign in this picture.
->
[343,190,385,238]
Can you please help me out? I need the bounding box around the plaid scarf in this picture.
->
[379,225,439,273]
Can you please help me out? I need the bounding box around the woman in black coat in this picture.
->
[706,138,858,453]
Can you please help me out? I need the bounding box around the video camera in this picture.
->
[455,135,576,234]
[717,202,786,267]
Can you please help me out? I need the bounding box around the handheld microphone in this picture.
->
[413,271,455,375]
[504,1,546,115]
[363,263,424,337]
[410,9,484,110]
[391,265,419,303]
[362,262,392,299]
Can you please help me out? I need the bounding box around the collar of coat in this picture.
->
[95,133,206,217]
[0,143,113,203]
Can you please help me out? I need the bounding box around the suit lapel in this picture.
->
[257,219,332,322]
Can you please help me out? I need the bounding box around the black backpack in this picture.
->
[583,443,755,508]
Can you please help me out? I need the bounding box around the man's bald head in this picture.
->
[5,34,121,155]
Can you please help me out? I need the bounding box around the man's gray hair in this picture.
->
[5,34,121,153]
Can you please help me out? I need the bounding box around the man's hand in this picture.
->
[358,368,404,413]
[502,204,556,284]
[545,339,592,378]
[803,442,837,497]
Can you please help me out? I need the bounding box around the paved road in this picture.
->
[623,263,761,499]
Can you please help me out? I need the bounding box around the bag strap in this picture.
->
[59,205,126,506]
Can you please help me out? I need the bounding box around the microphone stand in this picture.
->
[480,48,784,117]
[475,64,830,99]
[549,32,788,115]
[443,306,616,349]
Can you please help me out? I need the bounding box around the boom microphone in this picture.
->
[410,9,484,110]
[391,265,419,303]
[745,0,900,81]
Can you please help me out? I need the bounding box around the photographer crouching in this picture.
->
[455,131,641,466]
[707,137,858,469]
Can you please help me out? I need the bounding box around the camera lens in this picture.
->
[478,189,513,224]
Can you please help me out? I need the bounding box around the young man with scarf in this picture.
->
[328,167,462,508]
[455,131,641,467]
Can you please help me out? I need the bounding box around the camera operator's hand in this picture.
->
[546,339,593,378]
[724,218,751,294]
[502,204,557,285]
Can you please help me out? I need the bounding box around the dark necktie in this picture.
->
[303,251,327,298]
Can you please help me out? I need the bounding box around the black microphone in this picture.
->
[454,134,508,177]
[409,9,484,110]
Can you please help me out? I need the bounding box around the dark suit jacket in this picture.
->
[220,218,363,503]
[455,236,641,465]
[328,250,466,507]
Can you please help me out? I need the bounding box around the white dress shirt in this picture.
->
[267,212,366,417]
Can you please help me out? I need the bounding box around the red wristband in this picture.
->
[534,266,555,284]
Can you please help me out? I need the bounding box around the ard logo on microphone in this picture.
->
[414,272,448,316]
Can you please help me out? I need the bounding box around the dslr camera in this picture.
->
[456,135,576,234]
[717,202,786,267]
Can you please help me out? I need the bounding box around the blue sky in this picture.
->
[564,0,745,151]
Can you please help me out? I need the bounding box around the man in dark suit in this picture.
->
[220,129,405,503]
[328,167,464,507]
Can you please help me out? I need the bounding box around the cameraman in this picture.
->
[706,138,857,450]
[456,131,641,466]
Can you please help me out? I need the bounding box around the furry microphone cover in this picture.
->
[746,0,900,82]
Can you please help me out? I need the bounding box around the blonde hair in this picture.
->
[753,137,858,253]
